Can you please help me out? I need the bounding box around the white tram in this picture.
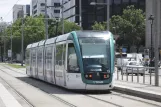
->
[25,31,115,90]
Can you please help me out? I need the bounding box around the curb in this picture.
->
[113,85,161,102]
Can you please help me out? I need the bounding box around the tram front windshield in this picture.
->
[79,38,110,73]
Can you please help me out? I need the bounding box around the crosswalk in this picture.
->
[0,83,22,107]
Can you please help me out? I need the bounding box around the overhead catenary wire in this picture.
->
[3,0,21,21]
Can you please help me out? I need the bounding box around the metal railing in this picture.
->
[115,65,161,86]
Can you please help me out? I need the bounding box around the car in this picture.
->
[123,61,145,76]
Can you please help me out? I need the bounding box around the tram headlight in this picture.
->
[104,74,110,79]
[85,75,88,78]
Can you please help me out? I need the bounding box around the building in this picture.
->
[0,22,7,33]
[13,5,23,22]
[63,0,145,30]
[145,0,161,49]
[13,4,30,22]
[23,5,30,17]
[30,0,61,19]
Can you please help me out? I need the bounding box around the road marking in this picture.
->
[0,83,22,107]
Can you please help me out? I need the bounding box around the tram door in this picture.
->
[31,49,36,77]
[66,42,85,89]
[45,46,53,83]
[55,42,66,86]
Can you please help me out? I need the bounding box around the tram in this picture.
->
[25,31,115,90]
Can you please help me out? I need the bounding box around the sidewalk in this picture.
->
[114,80,161,102]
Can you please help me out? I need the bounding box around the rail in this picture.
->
[115,65,161,86]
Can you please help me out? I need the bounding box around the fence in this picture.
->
[115,65,161,86]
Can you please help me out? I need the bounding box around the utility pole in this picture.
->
[4,29,6,63]
[155,0,160,86]
[10,24,13,64]
[107,0,110,30]
[21,10,24,66]
[79,0,82,28]
[62,0,64,34]
[45,0,48,39]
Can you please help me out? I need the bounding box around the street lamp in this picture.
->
[90,0,110,30]
[148,15,154,59]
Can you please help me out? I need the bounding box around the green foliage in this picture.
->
[8,64,26,68]
[92,5,145,46]
[92,22,106,31]
[2,15,81,57]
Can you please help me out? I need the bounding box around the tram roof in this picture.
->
[38,40,46,46]
[75,30,110,38]
[45,37,57,45]
[31,42,39,48]
[26,44,32,49]
[56,33,70,43]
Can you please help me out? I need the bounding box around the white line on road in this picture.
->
[0,83,22,107]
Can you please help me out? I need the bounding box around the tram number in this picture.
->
[93,81,103,84]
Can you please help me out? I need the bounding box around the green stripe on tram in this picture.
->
[71,31,113,84]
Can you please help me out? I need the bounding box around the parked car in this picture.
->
[123,61,145,76]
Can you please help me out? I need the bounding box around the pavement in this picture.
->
[114,80,161,102]
[0,63,161,107]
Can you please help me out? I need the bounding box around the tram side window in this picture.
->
[67,43,80,73]
[37,49,42,68]
[32,50,36,67]
[56,45,63,67]
[46,46,52,70]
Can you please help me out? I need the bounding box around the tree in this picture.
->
[92,5,145,46]
[91,21,106,31]
[3,15,81,57]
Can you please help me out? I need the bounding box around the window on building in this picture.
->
[54,10,60,13]
[34,10,37,14]
[131,0,137,3]
[41,10,45,12]
[122,0,129,3]
[40,3,45,6]
[54,3,60,7]
[114,0,121,4]
[33,5,37,9]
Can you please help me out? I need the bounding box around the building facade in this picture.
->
[23,5,30,17]
[145,0,161,49]
[63,0,145,30]
[30,0,61,19]
[13,4,30,22]
[13,5,23,22]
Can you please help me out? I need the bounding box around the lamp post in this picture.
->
[90,0,110,30]
[148,15,154,59]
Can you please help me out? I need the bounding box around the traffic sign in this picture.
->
[8,50,12,57]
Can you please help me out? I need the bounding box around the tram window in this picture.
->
[56,45,63,66]
[46,46,52,70]
[67,43,80,73]
[37,49,42,67]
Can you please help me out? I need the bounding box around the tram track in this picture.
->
[0,65,123,107]
[0,70,34,107]
[1,65,124,107]
[1,64,161,107]
[84,94,123,107]
[0,65,77,107]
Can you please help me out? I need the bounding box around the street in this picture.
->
[0,64,161,107]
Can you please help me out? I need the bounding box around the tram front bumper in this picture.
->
[85,83,113,90]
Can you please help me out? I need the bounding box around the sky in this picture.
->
[0,0,31,22]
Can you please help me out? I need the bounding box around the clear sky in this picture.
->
[0,0,31,22]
